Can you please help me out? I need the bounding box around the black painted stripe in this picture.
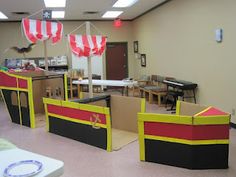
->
[2,89,20,124]
[145,139,228,169]
[20,91,30,127]
[49,116,107,150]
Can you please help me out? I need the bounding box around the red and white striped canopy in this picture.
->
[68,34,107,57]
[22,18,63,44]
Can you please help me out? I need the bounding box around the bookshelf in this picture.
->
[4,56,68,71]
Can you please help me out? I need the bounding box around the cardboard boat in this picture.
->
[138,101,230,169]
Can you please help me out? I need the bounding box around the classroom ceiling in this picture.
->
[0,0,168,21]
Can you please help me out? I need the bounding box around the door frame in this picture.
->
[106,42,128,79]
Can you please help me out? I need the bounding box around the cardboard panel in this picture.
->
[111,95,142,133]
[20,92,28,108]
[33,80,45,114]
[35,114,46,128]
[178,101,207,116]
[44,78,65,100]
[11,92,18,106]
[32,76,64,114]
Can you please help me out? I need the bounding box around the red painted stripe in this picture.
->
[18,79,28,89]
[91,36,99,55]
[99,36,106,55]
[46,21,52,39]
[52,22,62,43]
[69,35,82,57]
[0,72,17,88]
[36,20,43,39]
[144,122,229,140]
[47,104,107,124]
[82,35,90,57]
[22,18,37,43]
[198,107,228,116]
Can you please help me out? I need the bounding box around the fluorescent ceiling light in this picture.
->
[102,11,123,18]
[52,11,65,18]
[44,0,66,7]
[0,11,8,19]
[113,0,139,8]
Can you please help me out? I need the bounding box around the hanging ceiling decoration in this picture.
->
[22,18,63,44]
[68,34,107,57]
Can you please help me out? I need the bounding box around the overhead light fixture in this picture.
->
[44,0,66,7]
[0,11,8,19]
[102,11,123,18]
[113,0,139,8]
[52,11,65,18]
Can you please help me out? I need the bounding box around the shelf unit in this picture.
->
[5,56,68,71]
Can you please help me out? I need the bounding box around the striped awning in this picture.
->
[68,34,107,57]
[22,18,63,44]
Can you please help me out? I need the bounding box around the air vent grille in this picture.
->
[12,12,30,15]
[83,11,99,15]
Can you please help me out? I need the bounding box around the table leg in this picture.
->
[77,84,81,98]
[193,89,196,103]
[149,91,153,104]
[158,94,161,106]
[70,78,73,99]
[140,89,143,98]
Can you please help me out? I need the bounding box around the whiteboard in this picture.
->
[71,53,103,78]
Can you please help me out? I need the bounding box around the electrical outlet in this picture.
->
[232,108,235,116]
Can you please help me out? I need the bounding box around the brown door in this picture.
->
[106,42,128,80]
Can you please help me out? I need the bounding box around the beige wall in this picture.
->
[132,0,236,123]
[0,21,135,78]
[1,0,236,123]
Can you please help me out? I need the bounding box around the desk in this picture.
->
[0,148,64,177]
[73,79,137,96]
[163,79,197,103]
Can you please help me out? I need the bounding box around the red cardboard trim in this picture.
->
[47,104,107,124]
[18,79,28,89]
[197,107,228,116]
[0,72,17,88]
[144,122,229,140]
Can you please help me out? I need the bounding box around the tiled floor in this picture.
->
[0,98,236,177]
